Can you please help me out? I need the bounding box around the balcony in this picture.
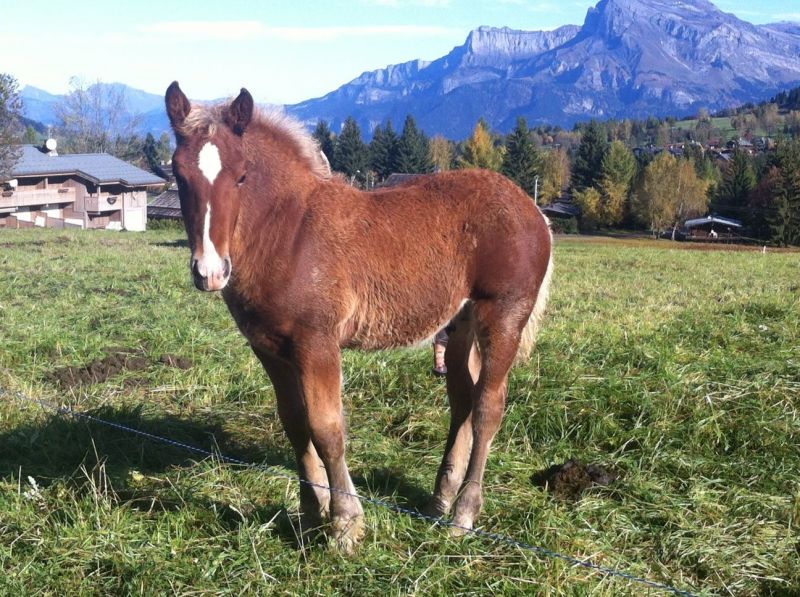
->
[0,187,76,210]
[85,194,123,213]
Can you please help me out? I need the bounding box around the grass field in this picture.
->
[1,228,798,596]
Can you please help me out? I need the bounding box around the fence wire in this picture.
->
[2,386,699,596]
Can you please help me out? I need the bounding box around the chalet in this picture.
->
[0,141,164,231]
[148,188,182,220]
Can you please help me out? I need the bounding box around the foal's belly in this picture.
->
[342,294,467,351]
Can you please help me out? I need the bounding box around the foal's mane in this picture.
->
[180,102,332,180]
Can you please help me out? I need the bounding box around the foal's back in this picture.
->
[302,169,550,350]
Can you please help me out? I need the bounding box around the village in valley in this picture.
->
[2,76,800,248]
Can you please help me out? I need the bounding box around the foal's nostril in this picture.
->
[191,258,201,277]
[222,256,232,278]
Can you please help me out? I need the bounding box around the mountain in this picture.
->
[20,86,61,127]
[286,0,800,138]
[20,83,169,136]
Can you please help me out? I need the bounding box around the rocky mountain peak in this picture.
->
[463,25,580,59]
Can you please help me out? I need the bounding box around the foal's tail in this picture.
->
[515,231,554,364]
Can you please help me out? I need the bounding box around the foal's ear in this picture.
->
[165,81,191,129]
[226,88,254,136]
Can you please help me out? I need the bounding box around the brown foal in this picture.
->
[165,82,553,552]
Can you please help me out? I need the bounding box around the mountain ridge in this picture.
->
[18,0,800,141]
[286,0,800,138]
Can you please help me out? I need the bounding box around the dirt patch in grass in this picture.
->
[159,354,193,370]
[532,459,619,500]
[48,348,150,388]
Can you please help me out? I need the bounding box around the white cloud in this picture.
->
[138,21,457,42]
[360,0,452,6]
[139,21,268,41]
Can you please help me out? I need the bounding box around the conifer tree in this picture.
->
[369,120,399,180]
[572,120,609,191]
[768,140,800,246]
[313,120,335,165]
[714,149,756,218]
[143,132,160,172]
[501,117,541,198]
[332,117,368,182]
[396,115,432,174]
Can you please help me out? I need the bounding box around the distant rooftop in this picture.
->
[685,215,743,229]
[10,145,165,187]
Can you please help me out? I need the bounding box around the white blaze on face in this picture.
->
[195,202,224,278]
[198,142,222,184]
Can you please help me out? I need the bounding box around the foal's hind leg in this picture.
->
[255,349,331,528]
[425,310,481,518]
[450,300,529,534]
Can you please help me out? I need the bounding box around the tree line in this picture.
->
[315,93,800,246]
[2,70,799,246]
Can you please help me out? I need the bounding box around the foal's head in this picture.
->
[165,82,252,291]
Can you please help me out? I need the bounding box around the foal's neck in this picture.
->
[230,128,320,291]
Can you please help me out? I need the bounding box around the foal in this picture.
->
[165,82,553,552]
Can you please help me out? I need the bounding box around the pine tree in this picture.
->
[332,117,368,182]
[768,140,800,246]
[369,120,399,180]
[143,132,160,172]
[714,149,756,218]
[501,117,541,198]
[396,115,432,174]
[313,120,335,165]
[572,120,609,192]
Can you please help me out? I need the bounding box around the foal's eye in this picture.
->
[237,174,247,186]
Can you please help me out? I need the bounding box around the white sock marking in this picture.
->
[198,142,222,184]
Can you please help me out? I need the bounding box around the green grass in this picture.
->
[1,228,799,595]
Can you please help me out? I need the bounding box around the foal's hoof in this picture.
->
[422,497,450,519]
[330,516,365,554]
[449,513,474,537]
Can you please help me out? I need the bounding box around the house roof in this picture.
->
[10,145,165,187]
[381,173,424,188]
[684,215,743,229]
[147,189,182,218]
[541,201,581,218]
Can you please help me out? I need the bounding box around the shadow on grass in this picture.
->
[0,403,295,478]
[0,403,310,546]
[1,402,432,547]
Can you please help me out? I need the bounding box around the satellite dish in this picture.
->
[45,138,58,151]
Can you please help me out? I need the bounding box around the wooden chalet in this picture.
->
[147,188,182,220]
[1,141,164,231]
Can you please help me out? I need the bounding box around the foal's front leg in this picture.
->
[295,343,365,553]
[255,349,331,528]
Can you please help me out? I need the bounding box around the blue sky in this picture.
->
[3,0,799,105]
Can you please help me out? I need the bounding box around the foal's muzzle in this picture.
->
[191,255,232,291]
